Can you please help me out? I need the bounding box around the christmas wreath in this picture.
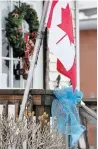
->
[5,3,39,79]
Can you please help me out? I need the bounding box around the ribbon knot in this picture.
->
[52,87,86,147]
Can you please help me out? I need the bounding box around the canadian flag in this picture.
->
[46,0,76,90]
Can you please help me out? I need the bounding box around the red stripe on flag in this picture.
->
[57,59,76,90]
[47,0,58,28]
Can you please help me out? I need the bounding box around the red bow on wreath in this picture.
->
[24,33,29,57]
[18,28,35,79]
[24,33,35,57]
[20,32,35,79]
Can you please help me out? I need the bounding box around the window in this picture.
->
[0,0,43,89]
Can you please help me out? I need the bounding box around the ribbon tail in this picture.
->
[70,125,86,147]
[68,103,86,147]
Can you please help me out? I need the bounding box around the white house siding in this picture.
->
[46,1,76,89]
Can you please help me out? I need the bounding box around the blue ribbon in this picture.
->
[52,87,86,148]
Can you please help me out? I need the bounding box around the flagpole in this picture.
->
[19,1,49,121]
[76,0,85,105]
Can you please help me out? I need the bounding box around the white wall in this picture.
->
[78,1,97,10]
[30,1,44,89]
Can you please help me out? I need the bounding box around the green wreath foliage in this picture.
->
[5,3,39,57]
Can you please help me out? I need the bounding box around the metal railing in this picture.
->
[78,104,97,149]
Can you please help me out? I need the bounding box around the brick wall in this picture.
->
[87,123,95,146]
[80,30,97,146]
[80,30,97,98]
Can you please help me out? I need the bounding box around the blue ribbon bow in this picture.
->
[52,87,86,148]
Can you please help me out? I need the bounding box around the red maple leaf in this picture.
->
[57,58,76,90]
[57,4,74,44]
